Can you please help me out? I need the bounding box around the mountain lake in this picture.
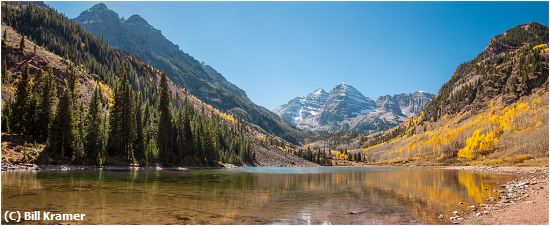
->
[1,167,516,224]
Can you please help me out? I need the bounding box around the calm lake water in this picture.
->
[1,167,516,224]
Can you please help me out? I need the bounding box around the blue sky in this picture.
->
[47,1,549,109]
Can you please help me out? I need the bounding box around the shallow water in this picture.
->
[1,167,516,224]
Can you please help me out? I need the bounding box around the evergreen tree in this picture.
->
[85,87,102,165]
[182,98,193,157]
[133,93,145,164]
[69,69,85,163]
[125,86,136,163]
[108,67,135,162]
[19,35,24,52]
[25,75,39,137]
[2,30,6,45]
[157,73,173,164]
[11,65,29,133]
[108,80,123,156]
[36,69,56,141]
[99,111,109,166]
[143,103,159,165]
[2,100,12,132]
[48,86,73,160]
[174,111,186,163]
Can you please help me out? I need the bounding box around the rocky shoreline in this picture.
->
[0,162,316,171]
[0,162,226,171]
[440,166,549,225]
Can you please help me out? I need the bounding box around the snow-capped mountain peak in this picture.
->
[306,88,328,100]
[273,84,434,132]
[272,88,329,126]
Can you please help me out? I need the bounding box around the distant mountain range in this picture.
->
[273,83,433,132]
[74,3,302,143]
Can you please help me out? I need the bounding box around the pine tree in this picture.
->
[108,80,123,156]
[192,119,203,162]
[143,103,158,165]
[2,30,7,45]
[99,111,109,166]
[36,69,56,141]
[182,97,193,158]
[174,111,186,162]
[19,35,24,52]
[124,87,136,163]
[48,86,73,160]
[11,65,30,133]
[85,87,102,165]
[2,100,12,132]
[133,93,145,164]
[70,70,85,163]
[108,67,135,163]
[68,67,77,96]
[25,75,39,137]
[157,73,173,164]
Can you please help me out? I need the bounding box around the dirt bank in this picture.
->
[252,144,319,167]
[442,166,548,225]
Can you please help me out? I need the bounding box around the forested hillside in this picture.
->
[361,23,549,166]
[73,3,303,144]
[0,2,316,167]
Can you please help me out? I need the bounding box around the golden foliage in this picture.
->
[96,81,114,107]
[335,152,349,159]
[220,112,236,123]
[457,129,499,160]
[255,133,266,141]
[363,89,548,164]
[533,44,548,50]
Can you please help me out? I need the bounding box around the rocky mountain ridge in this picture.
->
[273,83,433,132]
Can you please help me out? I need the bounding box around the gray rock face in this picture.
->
[273,84,434,132]
[318,83,376,124]
[382,91,434,117]
[273,88,328,126]
[74,3,126,48]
